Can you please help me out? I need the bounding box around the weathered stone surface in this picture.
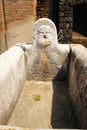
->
[8,81,77,128]
[1,17,87,129]
[59,0,73,44]
[0,46,26,124]
[0,125,22,130]
[19,18,70,81]
[69,44,87,128]
[0,125,82,130]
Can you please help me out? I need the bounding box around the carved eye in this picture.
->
[39,33,43,37]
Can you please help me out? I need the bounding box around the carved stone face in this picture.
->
[37,25,52,47]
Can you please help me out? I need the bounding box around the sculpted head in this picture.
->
[37,25,52,46]
[33,18,58,47]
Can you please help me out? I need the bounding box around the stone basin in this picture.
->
[0,18,87,129]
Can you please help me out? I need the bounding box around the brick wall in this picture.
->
[0,0,6,53]
[0,0,5,32]
[0,0,36,52]
[4,0,36,25]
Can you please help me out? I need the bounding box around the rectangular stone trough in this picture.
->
[0,18,87,129]
[0,44,87,129]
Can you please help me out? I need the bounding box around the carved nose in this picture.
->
[44,35,46,38]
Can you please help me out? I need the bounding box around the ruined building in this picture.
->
[0,0,87,53]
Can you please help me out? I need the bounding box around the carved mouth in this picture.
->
[42,38,50,47]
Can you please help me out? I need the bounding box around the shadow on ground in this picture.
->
[8,80,79,128]
[51,80,79,128]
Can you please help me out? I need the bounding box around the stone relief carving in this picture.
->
[33,18,58,48]
[37,25,52,47]
[17,18,70,81]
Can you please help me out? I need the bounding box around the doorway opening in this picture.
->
[73,3,87,47]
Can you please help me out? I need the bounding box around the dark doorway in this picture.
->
[50,0,59,32]
[73,3,87,37]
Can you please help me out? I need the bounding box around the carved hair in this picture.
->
[33,18,58,44]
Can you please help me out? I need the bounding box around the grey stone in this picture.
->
[0,46,26,124]
[20,18,70,81]
[69,44,87,128]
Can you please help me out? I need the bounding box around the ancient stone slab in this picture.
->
[0,46,26,124]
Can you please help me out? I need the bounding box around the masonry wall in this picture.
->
[0,0,36,52]
[59,0,73,44]
[36,0,51,19]
[0,0,6,53]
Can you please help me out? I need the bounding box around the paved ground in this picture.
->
[8,81,78,129]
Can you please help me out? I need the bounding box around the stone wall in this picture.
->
[0,46,26,124]
[69,44,87,128]
[4,0,35,25]
[59,0,73,44]
[36,0,51,19]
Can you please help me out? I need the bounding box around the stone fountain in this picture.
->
[0,18,87,129]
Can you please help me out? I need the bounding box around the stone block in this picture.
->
[23,18,70,81]
[69,44,87,128]
[0,46,26,124]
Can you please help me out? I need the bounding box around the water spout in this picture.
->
[42,38,47,67]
